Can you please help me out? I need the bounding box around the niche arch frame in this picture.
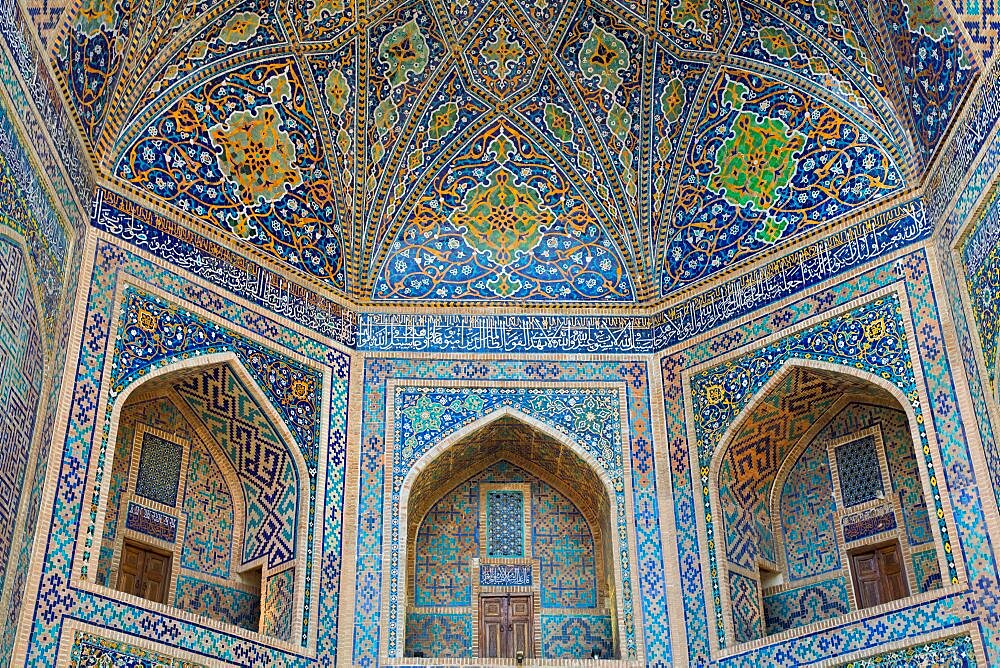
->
[381,395,644,664]
[706,359,951,647]
[684,287,965,655]
[0,228,52,658]
[76,282,326,653]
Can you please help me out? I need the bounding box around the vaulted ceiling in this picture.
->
[49,0,977,306]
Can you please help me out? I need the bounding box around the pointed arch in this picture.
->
[706,358,948,645]
[91,352,311,642]
[393,406,627,660]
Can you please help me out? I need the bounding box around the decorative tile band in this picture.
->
[124,502,178,543]
[68,631,207,668]
[90,184,929,355]
[843,511,897,543]
[91,189,358,348]
[838,633,977,667]
[359,199,929,353]
[480,563,532,587]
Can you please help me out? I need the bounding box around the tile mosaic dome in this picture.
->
[54,0,974,305]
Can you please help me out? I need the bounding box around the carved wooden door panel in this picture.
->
[508,595,532,658]
[479,595,533,659]
[480,596,505,658]
[118,541,171,604]
[851,541,909,609]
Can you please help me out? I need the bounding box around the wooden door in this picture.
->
[851,541,909,609]
[508,596,532,658]
[480,595,505,658]
[118,541,172,604]
[479,595,533,659]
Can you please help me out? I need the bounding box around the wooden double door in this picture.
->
[117,540,172,604]
[479,595,533,659]
[850,541,909,609]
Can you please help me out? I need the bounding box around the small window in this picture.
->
[834,434,883,507]
[486,490,525,558]
[134,432,183,507]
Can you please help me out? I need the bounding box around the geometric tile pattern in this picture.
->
[835,434,883,507]
[762,578,850,635]
[414,479,479,607]
[540,614,613,659]
[99,397,188,585]
[404,613,471,658]
[0,235,43,600]
[175,366,299,569]
[98,391,254,632]
[729,571,763,643]
[0,109,69,332]
[763,397,941,638]
[816,404,935,548]
[181,434,235,578]
[912,547,943,594]
[781,420,840,581]
[413,461,598,611]
[174,575,260,632]
[533,481,596,609]
[718,367,863,572]
[261,568,294,642]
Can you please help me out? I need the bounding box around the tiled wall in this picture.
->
[97,394,258,631]
[0,234,44,662]
[408,460,610,659]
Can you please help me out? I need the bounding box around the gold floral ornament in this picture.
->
[482,21,524,83]
[324,67,350,116]
[704,383,726,406]
[291,379,311,400]
[208,105,302,205]
[307,0,345,25]
[452,167,553,266]
[671,0,714,36]
[864,317,887,342]
[219,11,261,45]
[136,308,158,333]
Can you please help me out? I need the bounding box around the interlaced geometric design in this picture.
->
[134,432,183,507]
[835,435,883,508]
[0,236,42,600]
[486,490,524,558]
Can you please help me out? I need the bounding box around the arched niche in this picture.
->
[0,232,46,666]
[398,413,623,662]
[96,356,310,642]
[707,362,946,645]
